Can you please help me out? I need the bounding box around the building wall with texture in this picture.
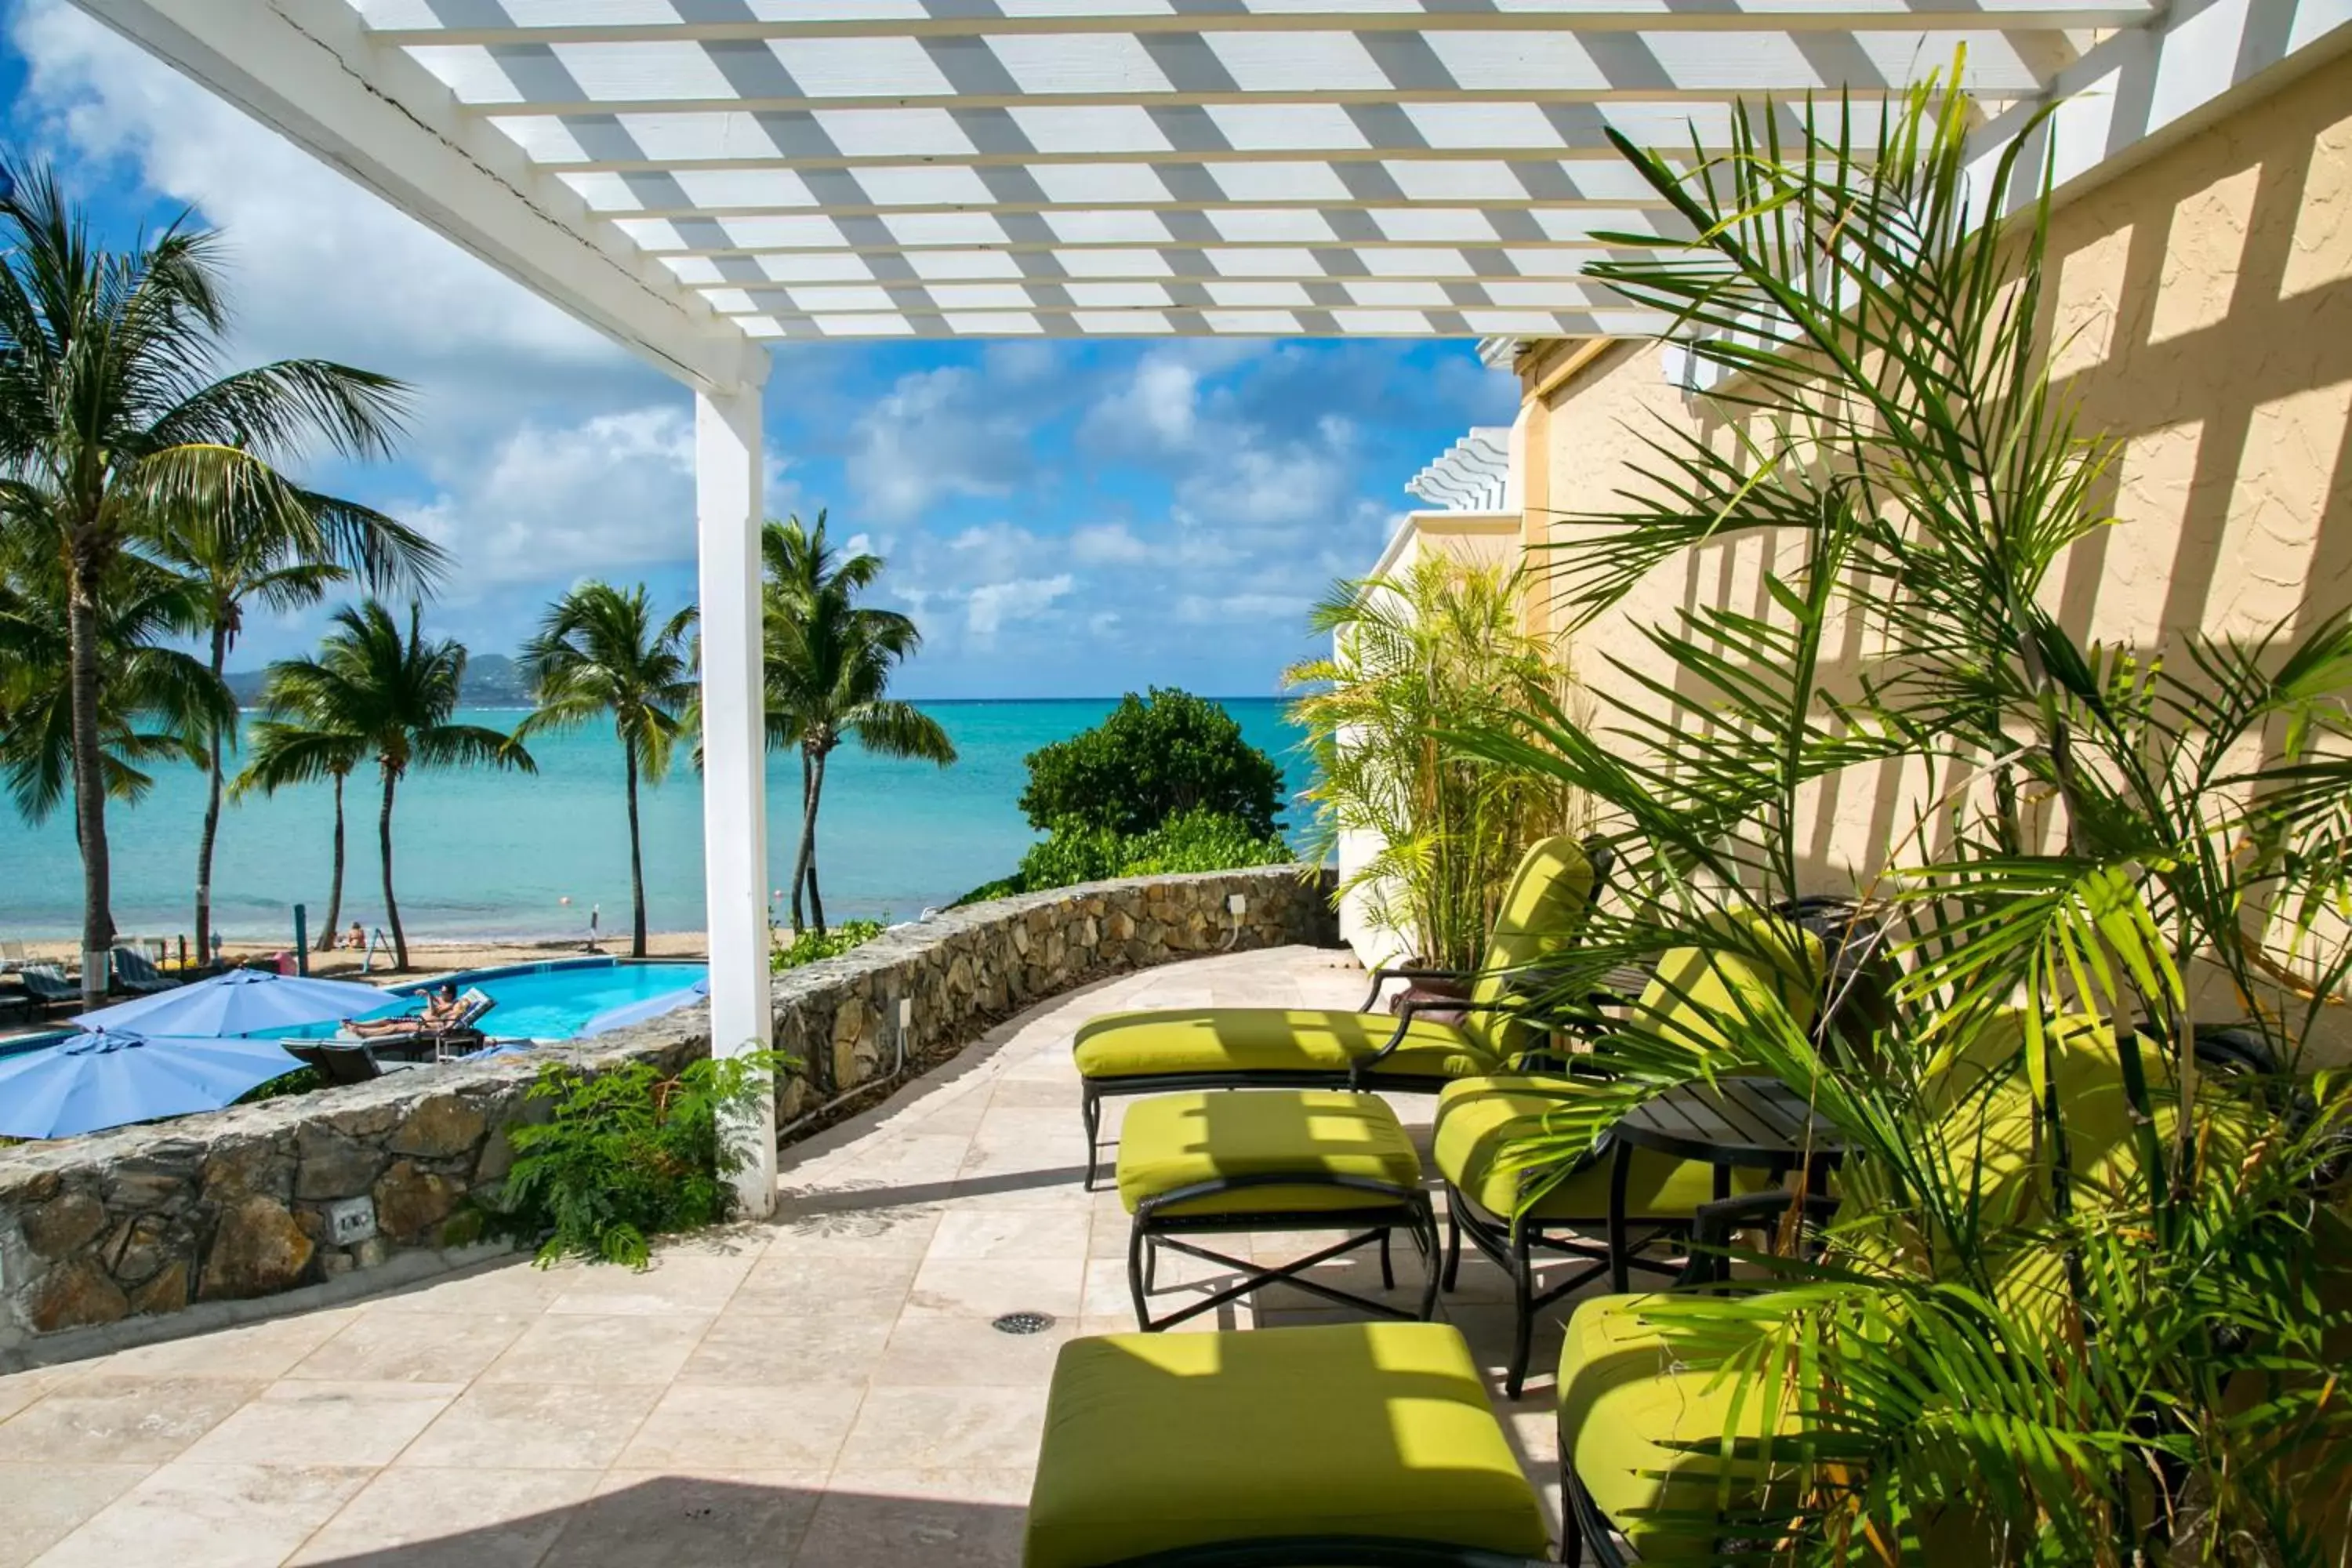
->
[1515,46,2352,895]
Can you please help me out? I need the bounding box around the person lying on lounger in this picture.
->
[345,982,464,1037]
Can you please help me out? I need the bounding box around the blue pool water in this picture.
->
[289,959,709,1043]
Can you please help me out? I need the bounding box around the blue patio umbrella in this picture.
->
[0,1029,303,1139]
[77,967,396,1036]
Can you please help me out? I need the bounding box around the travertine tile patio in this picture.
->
[0,946,1584,1566]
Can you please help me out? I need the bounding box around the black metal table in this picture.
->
[1606,1076,1846,1290]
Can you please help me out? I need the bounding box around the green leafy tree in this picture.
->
[254,601,532,971]
[756,513,956,935]
[0,541,227,826]
[517,582,697,958]
[155,484,432,958]
[231,691,366,953]
[1450,68,2352,1563]
[0,158,428,1002]
[1286,556,1585,970]
[1018,688,1285,840]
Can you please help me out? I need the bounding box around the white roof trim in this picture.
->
[67,0,2350,362]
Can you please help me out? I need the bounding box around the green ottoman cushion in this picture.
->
[1116,1090,1424,1218]
[1025,1322,1552,1568]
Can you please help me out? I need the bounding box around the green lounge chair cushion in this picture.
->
[1115,1089,1423,1218]
[1556,1294,1795,1564]
[1025,1323,1552,1568]
[1625,914,1824,1054]
[1434,1075,1766,1221]
[1075,1007,1499,1083]
[1074,836,1596,1085]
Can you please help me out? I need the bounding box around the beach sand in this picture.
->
[14,930,710,985]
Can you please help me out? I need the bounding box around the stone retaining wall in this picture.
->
[0,867,1333,1362]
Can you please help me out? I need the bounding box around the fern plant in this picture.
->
[499,1050,790,1269]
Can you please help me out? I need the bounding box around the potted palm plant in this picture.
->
[1460,64,2352,1563]
[1287,554,1588,999]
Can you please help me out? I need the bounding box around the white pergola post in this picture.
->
[696,383,777,1218]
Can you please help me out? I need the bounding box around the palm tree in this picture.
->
[0,541,227,827]
[256,601,532,971]
[757,513,955,934]
[156,485,431,959]
[517,582,697,958]
[0,158,434,1002]
[231,699,366,955]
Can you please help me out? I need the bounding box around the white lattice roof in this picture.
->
[76,0,2352,384]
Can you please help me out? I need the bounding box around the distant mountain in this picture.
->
[223,651,532,708]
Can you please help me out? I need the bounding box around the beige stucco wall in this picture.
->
[1518,46,2352,896]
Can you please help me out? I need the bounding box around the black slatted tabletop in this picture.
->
[1614,1076,1846,1167]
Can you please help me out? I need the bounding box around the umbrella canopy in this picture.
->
[0,1029,303,1139]
[78,967,395,1036]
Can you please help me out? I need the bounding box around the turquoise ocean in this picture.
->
[0,699,1310,945]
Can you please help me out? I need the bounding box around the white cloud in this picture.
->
[848,366,1038,523]
[399,406,702,590]
[1069,523,1156,565]
[1175,592,1318,626]
[967,575,1076,642]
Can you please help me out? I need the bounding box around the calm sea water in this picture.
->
[0,699,1310,944]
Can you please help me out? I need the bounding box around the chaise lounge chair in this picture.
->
[1431,909,1828,1397]
[1073,835,1610,1187]
[282,1040,391,1084]
[17,962,82,1015]
[109,946,181,996]
[344,988,498,1062]
[1554,1011,2278,1566]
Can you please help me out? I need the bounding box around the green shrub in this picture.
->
[499,1050,790,1269]
[235,1067,325,1104]
[1014,821,1126,889]
[1118,808,1290,875]
[960,808,1291,902]
[770,919,884,971]
[1018,688,1285,839]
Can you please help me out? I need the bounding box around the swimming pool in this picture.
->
[304,959,709,1043]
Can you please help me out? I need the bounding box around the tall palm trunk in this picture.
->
[622,731,648,958]
[804,746,830,936]
[195,619,229,960]
[378,767,407,970]
[318,771,346,951]
[790,748,815,933]
[65,546,113,1007]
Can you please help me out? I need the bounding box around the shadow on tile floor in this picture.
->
[298,1474,1026,1568]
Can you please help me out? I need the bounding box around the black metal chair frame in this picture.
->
[1440,1156,1690,1401]
[1128,1169,1441,1331]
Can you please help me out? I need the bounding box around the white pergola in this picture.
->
[73,0,2352,1210]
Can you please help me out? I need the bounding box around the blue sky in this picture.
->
[0,0,1516,699]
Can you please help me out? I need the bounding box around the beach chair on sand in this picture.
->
[109,947,181,996]
[0,939,27,971]
[18,963,82,1014]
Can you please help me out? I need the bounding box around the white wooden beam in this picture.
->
[695,385,776,1217]
[360,2,2161,47]
[71,0,765,394]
